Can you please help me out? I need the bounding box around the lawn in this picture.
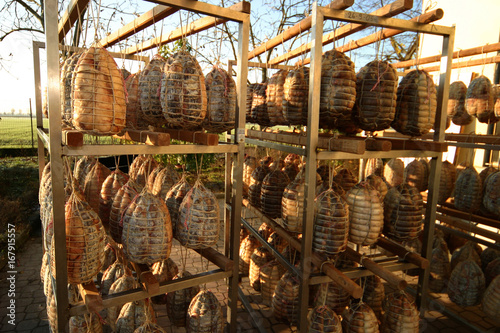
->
[0,117,48,148]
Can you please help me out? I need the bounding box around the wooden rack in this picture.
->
[35,1,250,332]
[237,1,455,330]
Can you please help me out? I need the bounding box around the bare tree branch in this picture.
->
[0,27,44,41]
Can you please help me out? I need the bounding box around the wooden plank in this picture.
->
[435,204,500,230]
[58,0,90,42]
[375,237,429,269]
[194,247,234,272]
[269,0,413,65]
[125,1,250,55]
[344,247,408,290]
[416,55,500,73]
[394,42,500,69]
[246,129,365,154]
[62,130,84,147]
[437,214,500,243]
[114,130,171,146]
[98,5,180,48]
[132,263,160,296]
[78,282,103,313]
[247,0,355,60]
[147,0,249,22]
[155,128,219,146]
[381,137,448,152]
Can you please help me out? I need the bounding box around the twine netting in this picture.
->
[249,246,273,291]
[448,81,468,118]
[483,171,500,217]
[267,69,289,126]
[101,241,117,272]
[139,55,167,125]
[99,169,129,229]
[203,66,236,133]
[383,158,404,188]
[71,47,126,135]
[429,243,451,292]
[383,184,424,242]
[364,158,384,179]
[243,156,258,198]
[39,162,52,205]
[251,82,270,126]
[267,232,288,253]
[249,166,270,208]
[360,275,385,320]
[46,279,57,332]
[177,178,220,249]
[466,75,499,124]
[283,66,309,126]
[61,52,82,126]
[283,163,300,183]
[479,166,497,187]
[124,72,148,130]
[50,190,106,284]
[353,60,398,132]
[151,165,180,198]
[381,291,419,333]
[134,157,160,188]
[257,222,273,240]
[109,179,141,244]
[107,273,137,331]
[165,174,192,236]
[101,260,127,296]
[346,182,384,246]
[40,252,49,286]
[454,166,482,213]
[365,175,389,201]
[261,169,290,219]
[161,51,207,130]
[246,83,257,123]
[134,321,167,333]
[485,258,500,286]
[74,156,97,191]
[272,271,300,324]
[404,159,427,192]
[40,174,54,252]
[438,161,457,204]
[187,290,224,333]
[448,260,485,307]
[308,305,342,333]
[69,313,103,333]
[129,155,147,181]
[341,302,379,333]
[392,69,437,136]
[314,282,350,315]
[151,258,179,304]
[122,187,173,264]
[239,234,259,275]
[83,161,111,215]
[320,50,357,132]
[493,84,500,117]
[482,275,500,320]
[116,299,155,332]
[313,188,349,256]
[333,168,358,193]
[282,169,306,233]
[260,260,286,306]
[166,271,201,327]
[481,246,500,271]
[146,164,163,191]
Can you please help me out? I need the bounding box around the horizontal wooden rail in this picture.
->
[193,247,234,272]
[375,237,429,269]
[436,214,500,243]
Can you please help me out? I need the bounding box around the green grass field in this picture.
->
[0,117,49,148]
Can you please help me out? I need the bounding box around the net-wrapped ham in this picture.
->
[353,60,398,132]
[249,246,273,291]
[122,187,173,264]
[61,53,82,126]
[99,169,129,229]
[115,299,155,332]
[261,169,290,218]
[187,290,224,333]
[204,66,236,133]
[177,178,220,249]
[125,72,148,130]
[466,75,499,123]
[267,69,289,126]
[69,313,103,333]
[260,260,286,306]
[83,161,111,216]
[248,165,270,208]
[314,282,350,315]
[342,302,379,333]
[139,55,166,125]
[381,291,419,333]
[71,47,126,135]
[243,156,258,198]
[384,158,404,188]
[162,51,207,129]
[151,258,178,304]
[308,305,342,333]
[166,271,200,327]
[151,165,180,199]
[448,259,485,306]
[109,179,141,244]
[454,166,482,213]
[272,272,300,324]
[283,66,309,126]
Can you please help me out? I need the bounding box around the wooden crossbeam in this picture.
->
[98,5,181,48]
[155,128,219,146]
[269,0,413,66]
[394,42,500,69]
[125,1,250,55]
[78,282,103,313]
[114,129,171,146]
[58,0,90,42]
[415,55,500,73]
[247,0,354,61]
